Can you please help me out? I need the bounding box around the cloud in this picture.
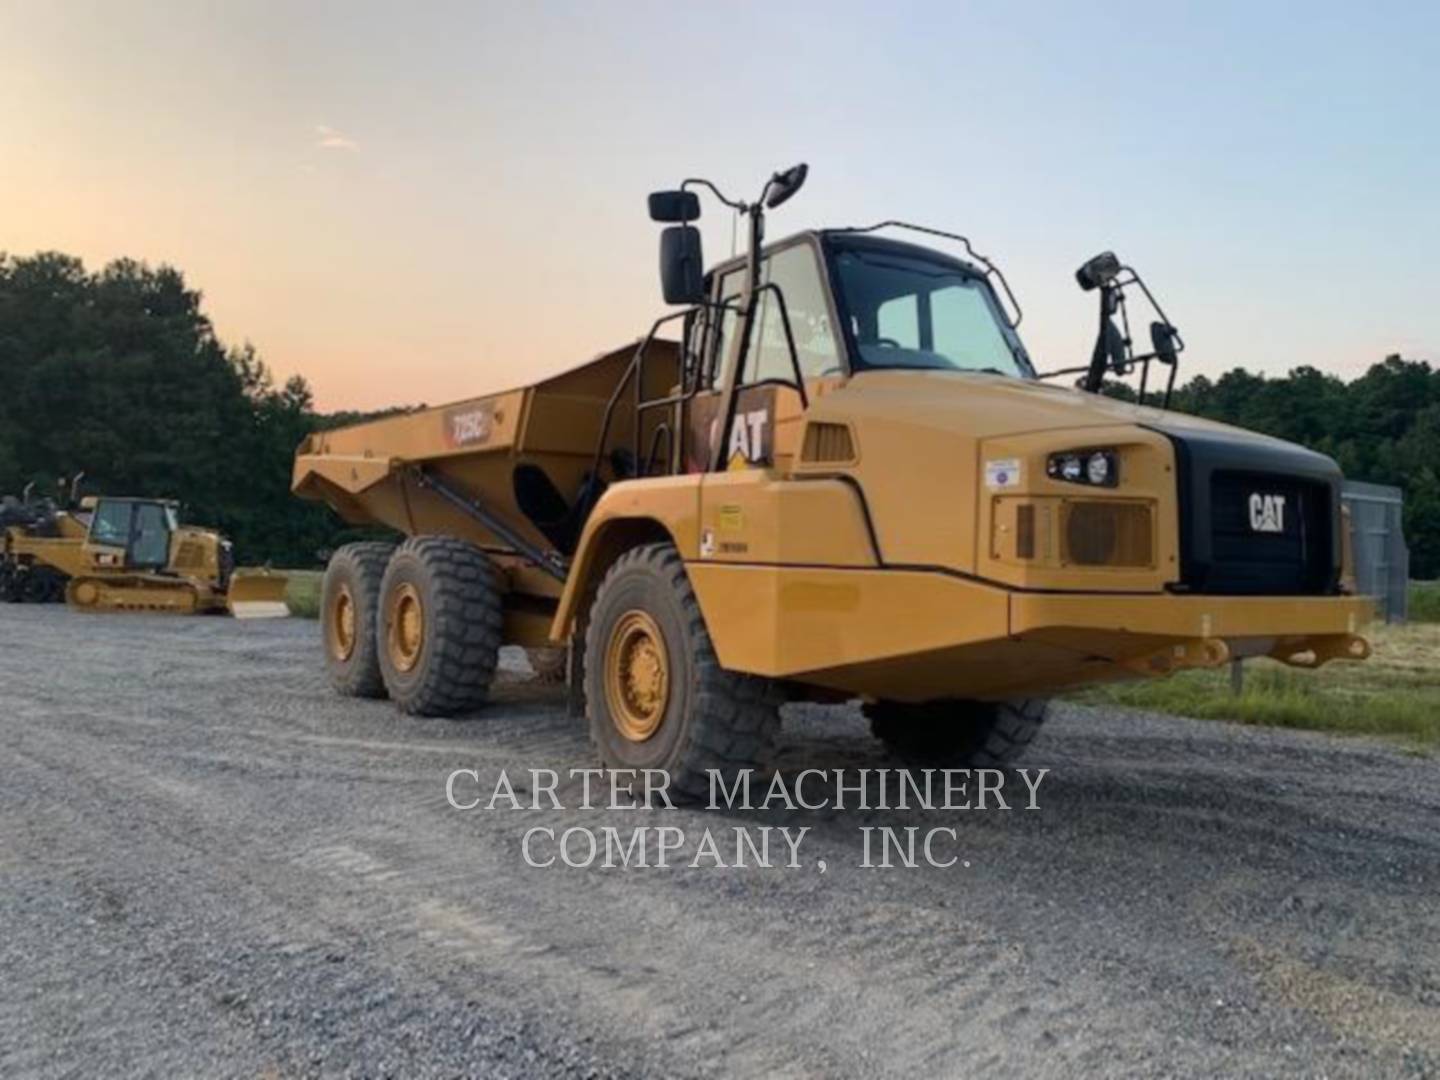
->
[314,124,359,152]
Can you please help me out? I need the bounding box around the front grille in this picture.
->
[1062,501,1154,567]
[1151,424,1343,598]
[1202,470,1334,594]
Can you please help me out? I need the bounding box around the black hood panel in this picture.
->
[1146,424,1343,596]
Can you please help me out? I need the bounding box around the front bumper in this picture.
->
[1010,590,1373,678]
[686,562,1374,702]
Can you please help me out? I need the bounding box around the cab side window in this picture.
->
[710,245,842,389]
[131,502,171,568]
[90,500,132,546]
[708,268,745,388]
[745,244,840,383]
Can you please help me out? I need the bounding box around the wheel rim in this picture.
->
[330,584,357,662]
[386,582,425,673]
[604,610,670,742]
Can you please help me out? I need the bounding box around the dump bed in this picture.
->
[293,340,679,571]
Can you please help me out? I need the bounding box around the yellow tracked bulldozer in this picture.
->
[293,164,1370,797]
[1,490,288,617]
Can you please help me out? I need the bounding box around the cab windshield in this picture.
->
[833,247,1030,378]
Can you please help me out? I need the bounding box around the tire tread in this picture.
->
[381,536,503,717]
[865,698,1049,768]
[585,542,780,800]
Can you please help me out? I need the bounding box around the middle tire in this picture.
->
[584,542,780,801]
[377,536,504,716]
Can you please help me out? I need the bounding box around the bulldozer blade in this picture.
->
[227,570,291,619]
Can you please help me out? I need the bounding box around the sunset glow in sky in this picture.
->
[3,1,1436,411]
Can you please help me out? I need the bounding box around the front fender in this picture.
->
[549,475,702,641]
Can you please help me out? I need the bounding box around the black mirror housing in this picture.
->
[659,225,705,305]
[1150,321,1180,365]
[648,190,701,223]
[764,163,808,209]
[1076,251,1122,291]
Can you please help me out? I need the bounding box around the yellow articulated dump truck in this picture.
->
[294,164,1370,796]
[1,490,288,617]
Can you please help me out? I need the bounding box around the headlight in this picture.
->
[1048,449,1118,488]
[1086,452,1111,485]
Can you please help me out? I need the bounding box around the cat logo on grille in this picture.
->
[1248,493,1287,534]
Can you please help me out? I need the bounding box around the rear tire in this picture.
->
[584,543,780,802]
[377,537,503,716]
[865,698,1050,768]
[321,542,394,698]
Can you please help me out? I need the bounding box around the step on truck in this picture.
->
[293,164,1371,796]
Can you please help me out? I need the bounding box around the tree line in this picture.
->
[0,252,386,568]
[1104,357,1440,578]
[1,252,1436,576]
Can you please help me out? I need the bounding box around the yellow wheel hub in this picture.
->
[330,584,357,662]
[386,582,425,673]
[604,610,670,742]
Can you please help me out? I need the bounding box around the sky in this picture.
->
[1,0,1436,412]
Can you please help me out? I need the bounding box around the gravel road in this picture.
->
[1,605,1437,1078]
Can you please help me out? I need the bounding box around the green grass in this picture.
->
[1410,581,1440,623]
[283,569,323,619]
[1072,622,1440,749]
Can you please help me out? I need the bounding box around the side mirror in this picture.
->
[659,225,705,305]
[763,163,808,209]
[1150,321,1180,365]
[648,190,701,223]
[1076,251,1122,291]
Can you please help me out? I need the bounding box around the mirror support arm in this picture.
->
[709,201,767,472]
[1083,283,1116,393]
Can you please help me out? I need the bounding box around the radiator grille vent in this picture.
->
[1063,502,1154,568]
[800,423,856,464]
[173,540,207,570]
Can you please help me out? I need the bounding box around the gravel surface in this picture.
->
[1,604,1438,1078]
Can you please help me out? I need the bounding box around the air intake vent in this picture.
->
[174,540,207,570]
[1063,501,1154,568]
[800,422,856,464]
[1016,504,1036,559]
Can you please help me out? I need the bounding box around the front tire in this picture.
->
[584,543,780,801]
[865,699,1050,768]
[377,537,503,716]
[321,542,394,698]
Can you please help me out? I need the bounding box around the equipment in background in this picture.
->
[1,486,288,617]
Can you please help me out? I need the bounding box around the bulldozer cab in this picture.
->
[85,498,178,571]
